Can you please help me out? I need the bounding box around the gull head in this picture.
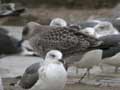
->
[19,22,41,47]
[45,50,63,63]
[81,21,119,38]
[22,21,40,40]
[94,21,119,38]
[50,18,67,27]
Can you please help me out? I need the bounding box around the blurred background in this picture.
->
[0,0,120,26]
[1,0,119,8]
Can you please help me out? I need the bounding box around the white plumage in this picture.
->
[73,49,102,69]
[72,49,102,79]
[102,51,120,72]
[50,18,67,27]
[18,50,67,90]
[81,21,119,38]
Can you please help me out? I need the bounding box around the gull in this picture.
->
[101,46,120,73]
[21,24,102,58]
[71,34,120,80]
[16,50,67,90]
[0,3,15,11]
[71,20,120,73]
[80,20,119,38]
[111,19,120,32]
[49,17,67,27]
[98,34,120,48]
[22,21,41,40]
[20,40,37,56]
[98,34,120,72]
[20,22,42,56]
[0,27,8,35]
[71,49,102,80]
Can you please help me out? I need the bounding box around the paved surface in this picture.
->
[0,55,43,77]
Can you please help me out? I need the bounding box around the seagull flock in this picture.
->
[1,17,120,89]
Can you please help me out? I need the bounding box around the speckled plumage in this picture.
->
[22,25,102,58]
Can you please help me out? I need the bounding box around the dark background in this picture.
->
[1,0,120,9]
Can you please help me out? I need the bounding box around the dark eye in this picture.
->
[99,26,105,30]
[50,54,56,58]
[84,31,89,34]
[22,27,29,36]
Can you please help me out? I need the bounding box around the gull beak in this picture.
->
[59,59,64,64]
[17,39,24,47]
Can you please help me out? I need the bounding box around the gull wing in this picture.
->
[19,62,41,89]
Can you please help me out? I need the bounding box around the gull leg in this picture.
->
[87,68,90,78]
[77,68,91,84]
[76,67,79,75]
[78,69,88,83]
[115,67,118,73]
[99,63,104,72]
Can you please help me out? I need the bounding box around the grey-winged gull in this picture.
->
[72,49,102,80]
[80,20,119,38]
[98,34,120,72]
[101,46,120,72]
[69,20,120,73]
[16,50,67,90]
[49,17,67,27]
[70,29,120,76]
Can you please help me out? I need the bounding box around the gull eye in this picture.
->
[22,27,29,36]
[85,31,89,34]
[99,26,105,30]
[50,54,56,58]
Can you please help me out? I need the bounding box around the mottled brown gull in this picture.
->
[21,24,102,59]
[22,21,41,40]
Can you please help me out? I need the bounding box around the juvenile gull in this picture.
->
[16,50,67,90]
[22,21,41,40]
[49,17,67,27]
[20,22,42,55]
[21,24,103,63]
